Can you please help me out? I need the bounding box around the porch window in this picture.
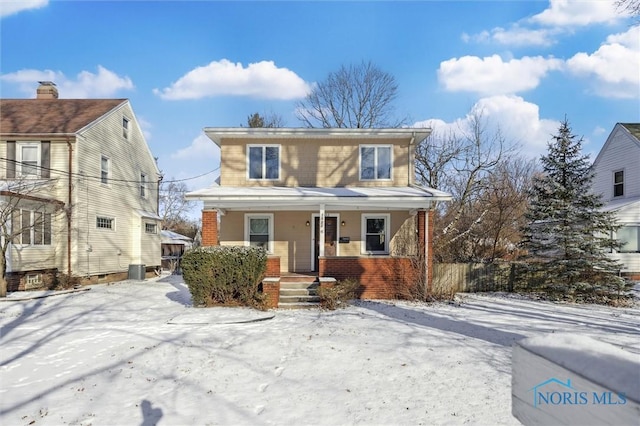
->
[360,145,392,180]
[614,170,624,197]
[617,226,639,253]
[11,209,52,246]
[248,145,280,180]
[361,214,390,254]
[245,214,274,253]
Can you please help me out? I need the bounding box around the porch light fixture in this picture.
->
[341,221,346,226]
[306,221,310,227]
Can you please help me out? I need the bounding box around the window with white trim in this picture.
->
[361,214,390,254]
[617,226,639,253]
[245,214,274,253]
[614,170,624,197]
[96,216,115,230]
[248,145,280,180]
[140,173,147,198]
[11,209,52,245]
[122,117,130,139]
[360,145,392,180]
[101,155,110,184]
[145,223,157,234]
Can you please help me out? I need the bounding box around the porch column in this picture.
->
[318,204,326,257]
[201,209,218,246]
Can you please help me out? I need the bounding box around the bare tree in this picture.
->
[159,180,197,235]
[0,179,62,297]
[616,0,640,18]
[415,111,515,263]
[296,61,407,128]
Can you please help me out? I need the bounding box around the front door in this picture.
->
[314,216,338,271]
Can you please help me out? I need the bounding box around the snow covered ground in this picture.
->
[1,275,638,426]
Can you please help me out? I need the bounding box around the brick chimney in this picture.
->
[37,81,58,99]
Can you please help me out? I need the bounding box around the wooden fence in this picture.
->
[432,263,519,294]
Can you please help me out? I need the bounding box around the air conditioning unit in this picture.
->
[128,264,146,280]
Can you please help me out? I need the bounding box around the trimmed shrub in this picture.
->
[181,246,267,309]
[318,278,360,310]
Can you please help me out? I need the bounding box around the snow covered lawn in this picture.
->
[1,275,638,425]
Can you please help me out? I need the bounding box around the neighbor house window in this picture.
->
[96,216,114,230]
[245,214,274,253]
[11,209,52,245]
[617,226,639,253]
[140,173,147,198]
[122,117,129,139]
[614,170,624,197]
[361,214,390,254]
[145,223,157,234]
[360,145,392,180]
[248,145,280,180]
[6,141,50,179]
[101,156,110,184]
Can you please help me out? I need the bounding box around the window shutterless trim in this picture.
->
[247,144,281,181]
[359,144,393,181]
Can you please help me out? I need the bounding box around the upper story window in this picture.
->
[248,145,280,180]
[613,170,624,197]
[6,141,50,179]
[11,209,52,246]
[140,173,147,198]
[360,145,392,180]
[101,155,110,184]
[122,117,130,140]
[361,214,390,254]
[245,213,274,253]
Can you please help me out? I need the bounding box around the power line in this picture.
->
[0,158,220,188]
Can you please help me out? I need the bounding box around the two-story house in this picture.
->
[0,82,162,291]
[186,127,451,304]
[592,123,640,280]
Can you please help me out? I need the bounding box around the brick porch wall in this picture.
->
[265,256,280,278]
[319,256,421,299]
[6,269,58,292]
[202,210,218,246]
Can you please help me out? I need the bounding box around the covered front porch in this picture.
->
[188,185,451,303]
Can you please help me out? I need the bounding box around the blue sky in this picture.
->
[1,0,638,195]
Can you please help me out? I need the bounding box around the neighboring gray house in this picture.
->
[592,123,640,279]
[0,82,162,290]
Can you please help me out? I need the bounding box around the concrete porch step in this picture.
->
[278,280,321,308]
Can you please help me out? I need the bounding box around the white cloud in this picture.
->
[438,54,563,95]
[463,26,558,47]
[154,59,311,100]
[414,95,559,159]
[529,0,621,26]
[0,0,47,18]
[0,66,134,98]
[566,26,640,99]
[162,133,221,192]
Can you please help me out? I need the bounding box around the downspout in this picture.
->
[424,205,429,298]
[66,137,73,276]
[408,133,416,186]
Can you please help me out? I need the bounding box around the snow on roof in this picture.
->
[161,230,193,244]
[602,195,640,212]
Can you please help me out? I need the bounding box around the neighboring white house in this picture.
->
[0,82,162,290]
[592,123,640,279]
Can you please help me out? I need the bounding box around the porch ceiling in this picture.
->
[186,185,452,211]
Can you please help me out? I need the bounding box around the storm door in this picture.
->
[314,216,338,271]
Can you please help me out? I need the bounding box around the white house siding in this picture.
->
[592,126,640,202]
[72,102,161,276]
[611,201,640,273]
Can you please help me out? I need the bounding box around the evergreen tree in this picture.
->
[521,119,628,302]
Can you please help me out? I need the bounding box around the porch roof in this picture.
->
[186,185,452,211]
